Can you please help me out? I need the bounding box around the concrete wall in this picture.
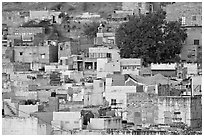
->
[191,76,202,95]
[14,46,50,64]
[181,27,202,62]
[190,96,202,130]
[89,117,122,130]
[58,42,71,58]
[2,11,25,27]
[37,91,51,102]
[18,105,38,117]
[184,63,198,76]
[126,92,158,126]
[52,112,82,130]
[93,79,105,93]
[89,118,105,130]
[46,97,59,112]
[165,2,202,26]
[105,86,137,120]
[157,96,191,126]
[49,45,58,63]
[2,117,38,135]
[105,61,121,72]
[97,58,108,72]
[83,87,103,106]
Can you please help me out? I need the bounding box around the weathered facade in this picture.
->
[157,96,202,130]
[126,92,158,127]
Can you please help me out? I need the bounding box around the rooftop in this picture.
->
[151,63,176,70]
[120,58,142,66]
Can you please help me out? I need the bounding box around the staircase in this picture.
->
[4,102,16,116]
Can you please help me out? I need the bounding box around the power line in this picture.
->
[4,104,73,134]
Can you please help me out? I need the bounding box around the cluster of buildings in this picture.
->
[2,2,202,135]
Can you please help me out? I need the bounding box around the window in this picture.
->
[111,99,116,105]
[107,53,111,58]
[192,15,196,21]
[60,60,63,65]
[138,2,142,7]
[149,4,153,12]
[194,40,199,45]
[20,52,23,55]
[181,17,186,25]
[41,54,45,59]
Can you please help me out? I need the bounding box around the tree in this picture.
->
[83,22,100,39]
[115,10,187,66]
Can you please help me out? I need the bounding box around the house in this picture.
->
[126,92,158,128]
[105,74,137,120]
[122,2,161,15]
[14,44,58,69]
[2,117,39,135]
[180,26,202,63]
[121,58,142,75]
[2,11,25,27]
[97,59,121,78]
[52,112,82,131]
[83,79,104,107]
[125,73,181,95]
[165,2,202,27]
[89,117,122,130]
[158,95,202,130]
[18,105,38,117]
[58,41,72,58]
[183,63,198,76]
[126,92,202,130]
[7,27,45,46]
[94,24,116,45]
[29,10,62,24]
[75,12,101,20]
[139,67,152,77]
[151,63,177,77]
[88,46,120,62]
[191,75,202,96]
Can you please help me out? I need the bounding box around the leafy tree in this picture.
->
[116,10,187,66]
[83,22,100,39]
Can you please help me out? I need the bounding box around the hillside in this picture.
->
[2,2,122,17]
